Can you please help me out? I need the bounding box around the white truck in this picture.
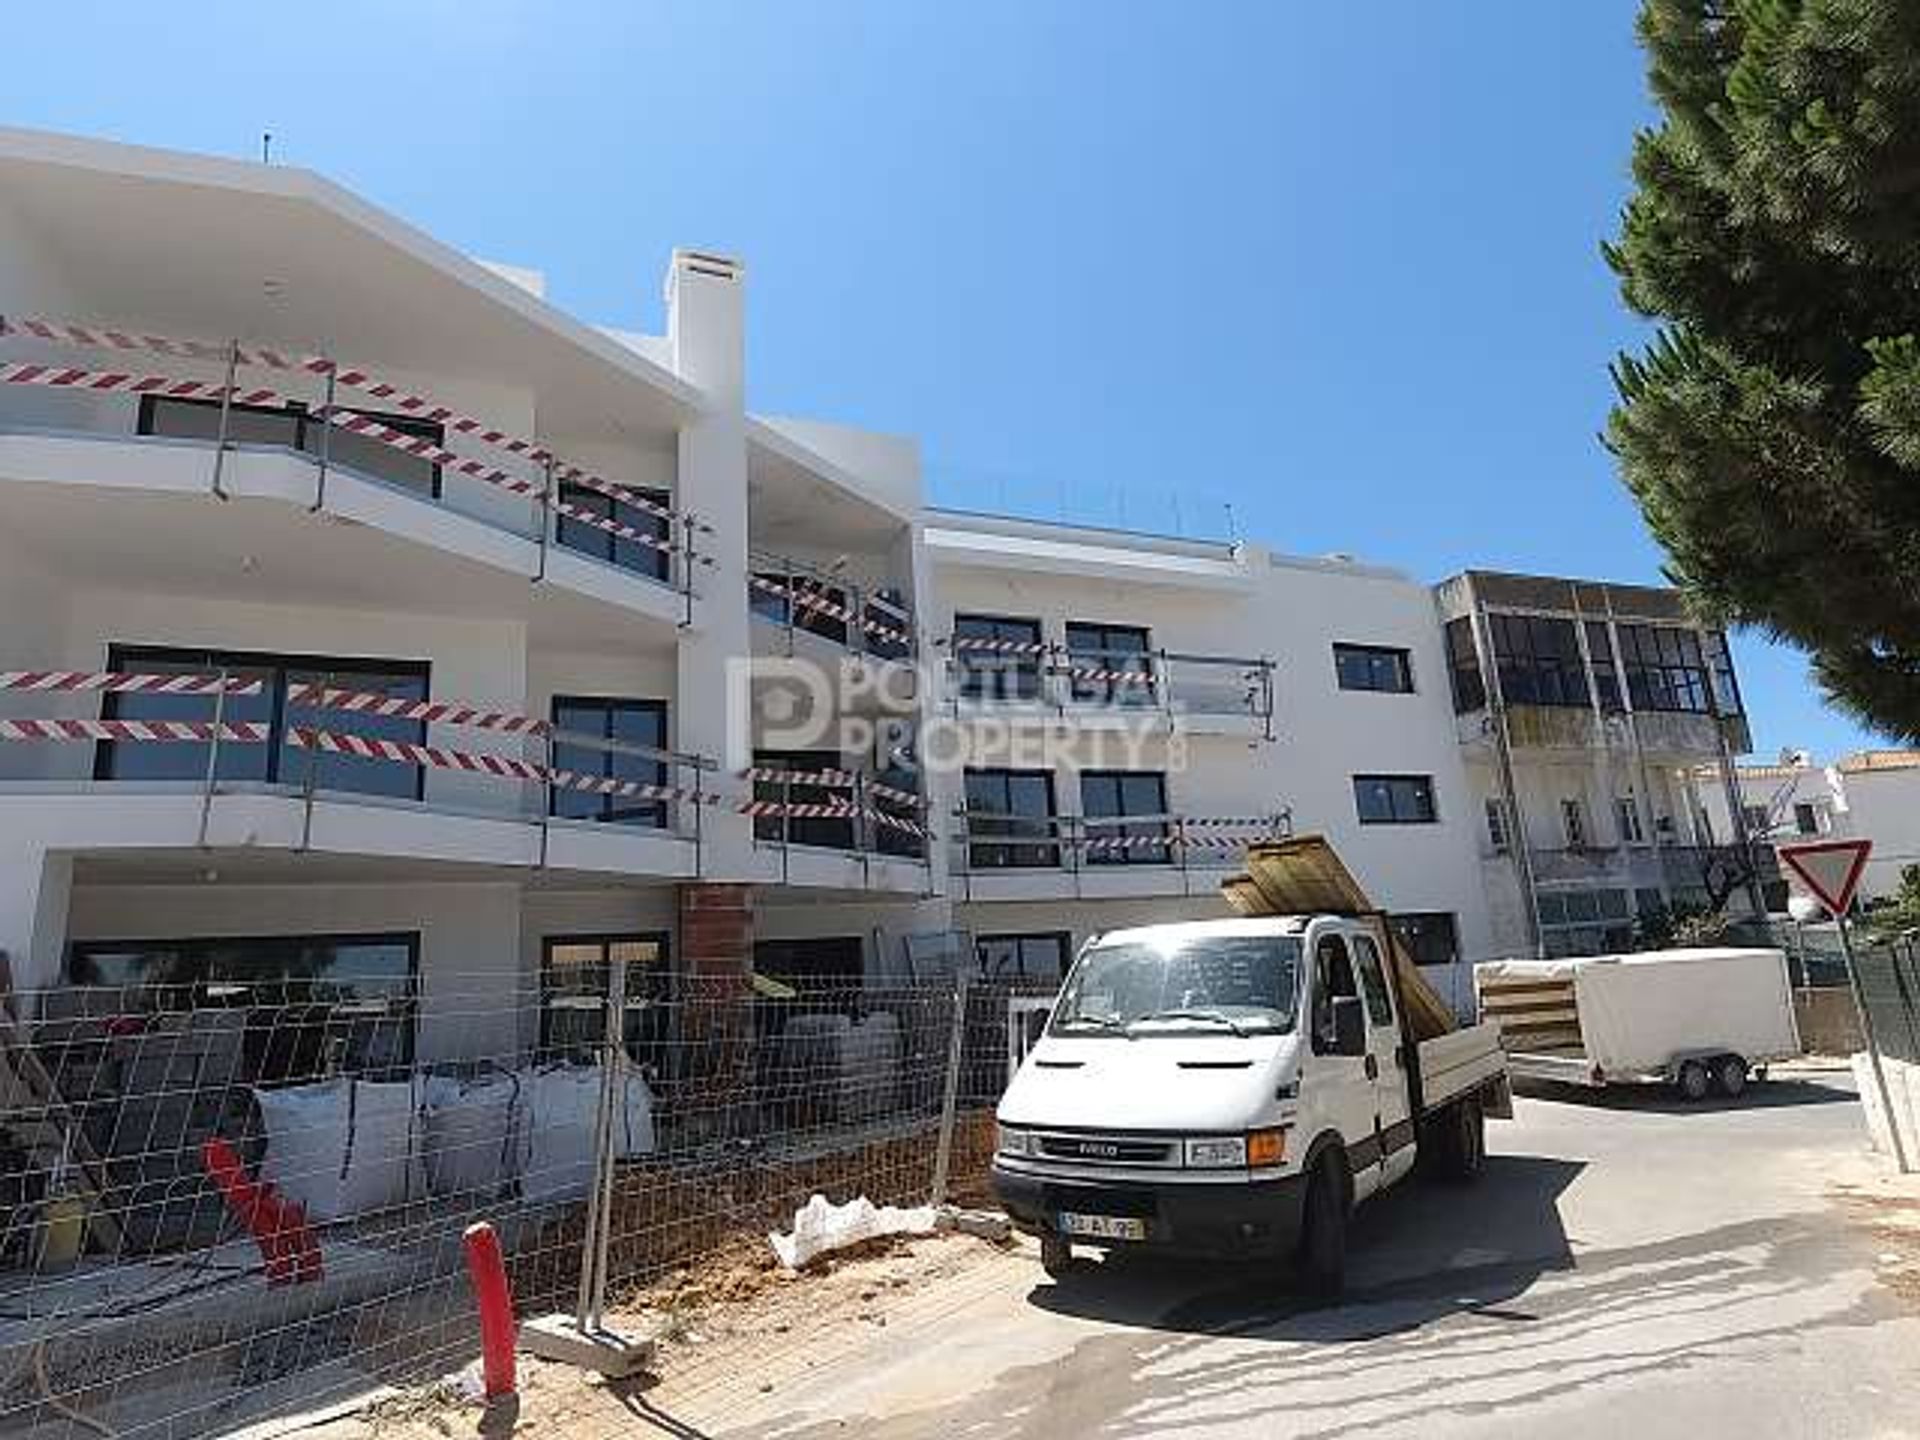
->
[1475,947,1802,1100]
[991,914,1511,1295]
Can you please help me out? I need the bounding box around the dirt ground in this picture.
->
[274,1225,1025,1440]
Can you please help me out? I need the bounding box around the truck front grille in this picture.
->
[1034,1133,1179,1167]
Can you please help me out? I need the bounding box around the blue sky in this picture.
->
[6,2,1873,759]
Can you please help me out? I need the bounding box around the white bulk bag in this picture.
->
[515,1064,657,1206]
[256,1077,415,1224]
[420,1073,520,1198]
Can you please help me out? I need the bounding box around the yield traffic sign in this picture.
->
[1778,838,1873,915]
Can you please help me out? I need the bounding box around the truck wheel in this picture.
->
[1297,1158,1347,1299]
[1040,1234,1076,1279]
[1675,1059,1712,1102]
[1713,1055,1748,1098]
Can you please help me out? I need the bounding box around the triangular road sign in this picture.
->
[1778,839,1873,915]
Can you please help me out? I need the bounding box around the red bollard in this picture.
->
[463,1221,517,1401]
[201,1137,322,1285]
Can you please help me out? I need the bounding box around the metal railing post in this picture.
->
[680,510,696,629]
[310,364,335,512]
[855,771,872,886]
[535,457,556,583]
[929,964,971,1209]
[196,667,230,848]
[297,672,330,853]
[536,723,553,870]
[577,949,628,1330]
[691,756,705,877]
[210,341,239,500]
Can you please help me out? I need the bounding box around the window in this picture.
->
[67,932,417,1082]
[1585,621,1624,712]
[1616,624,1711,714]
[1310,933,1358,1054]
[1488,613,1589,708]
[1444,617,1486,714]
[1485,797,1511,853]
[963,768,1059,867]
[953,614,1043,700]
[975,933,1071,983]
[98,646,429,800]
[1536,889,1632,957]
[1741,803,1770,834]
[1351,934,1394,1026]
[550,697,668,828]
[1704,631,1743,716]
[750,571,850,644]
[1079,770,1170,865]
[1794,802,1820,836]
[1064,622,1154,706]
[1390,912,1460,969]
[1616,793,1646,845]
[138,395,442,497]
[754,749,855,851]
[1333,643,1414,694]
[541,933,671,1078]
[1353,774,1438,825]
[1561,797,1589,849]
[556,482,672,583]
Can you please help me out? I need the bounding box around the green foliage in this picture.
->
[1864,861,1920,939]
[1633,899,1733,950]
[1607,0,1920,740]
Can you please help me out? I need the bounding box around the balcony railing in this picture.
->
[744,762,930,871]
[943,639,1275,734]
[748,553,917,661]
[0,669,718,858]
[950,807,1291,877]
[0,314,707,609]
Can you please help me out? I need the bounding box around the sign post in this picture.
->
[1779,839,1909,1173]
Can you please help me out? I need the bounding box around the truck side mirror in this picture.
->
[1331,996,1367,1057]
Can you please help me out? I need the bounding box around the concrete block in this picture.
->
[520,1313,656,1378]
[939,1206,1013,1242]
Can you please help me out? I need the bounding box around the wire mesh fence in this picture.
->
[1854,935,1920,1066]
[0,966,1037,1438]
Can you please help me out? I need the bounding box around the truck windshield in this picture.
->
[1052,934,1301,1036]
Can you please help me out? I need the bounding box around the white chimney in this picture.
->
[664,249,745,404]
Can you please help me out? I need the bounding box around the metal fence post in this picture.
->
[929,964,971,1210]
[209,341,238,500]
[1840,918,1911,1174]
[576,950,628,1331]
[310,364,336,513]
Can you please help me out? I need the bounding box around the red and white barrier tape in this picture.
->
[744,798,927,838]
[0,718,268,743]
[1057,666,1157,685]
[0,363,281,405]
[289,729,716,806]
[1,315,707,533]
[287,684,548,735]
[749,574,914,648]
[0,671,263,696]
[949,635,1050,655]
[741,765,924,810]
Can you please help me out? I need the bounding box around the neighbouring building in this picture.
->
[1701,750,1920,908]
[0,126,1764,1072]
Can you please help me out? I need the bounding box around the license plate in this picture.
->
[1058,1211,1146,1241]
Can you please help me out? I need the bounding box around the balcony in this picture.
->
[943,640,1275,737]
[748,552,918,665]
[1522,843,1780,900]
[949,808,1291,901]
[0,670,717,880]
[742,761,933,894]
[0,320,702,634]
[1457,702,1749,759]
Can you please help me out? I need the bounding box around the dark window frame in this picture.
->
[1063,621,1155,706]
[963,767,1060,868]
[953,614,1044,701]
[556,480,674,584]
[97,644,430,801]
[1079,768,1171,866]
[1444,617,1486,714]
[539,931,673,1077]
[975,932,1072,983]
[550,695,670,828]
[1389,912,1460,969]
[1616,623,1712,715]
[137,394,444,499]
[1353,773,1439,825]
[1332,642,1415,694]
[1489,612,1589,709]
[753,747,855,851]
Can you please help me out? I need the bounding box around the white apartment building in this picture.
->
[0,128,1760,1071]
[1701,751,1920,907]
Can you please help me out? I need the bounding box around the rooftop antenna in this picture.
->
[1223,501,1239,541]
[261,132,273,165]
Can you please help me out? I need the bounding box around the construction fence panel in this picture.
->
[0,969,1013,1438]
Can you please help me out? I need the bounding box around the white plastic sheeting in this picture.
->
[768,1192,938,1271]
[1477,947,1801,1075]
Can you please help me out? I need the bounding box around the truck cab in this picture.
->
[992,914,1507,1293]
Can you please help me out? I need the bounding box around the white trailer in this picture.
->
[1475,947,1802,1101]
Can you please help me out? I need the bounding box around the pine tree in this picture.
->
[1606,0,1920,739]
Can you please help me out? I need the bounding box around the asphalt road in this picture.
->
[722,1070,1920,1440]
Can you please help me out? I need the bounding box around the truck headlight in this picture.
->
[997,1124,1035,1157]
[1183,1136,1248,1168]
